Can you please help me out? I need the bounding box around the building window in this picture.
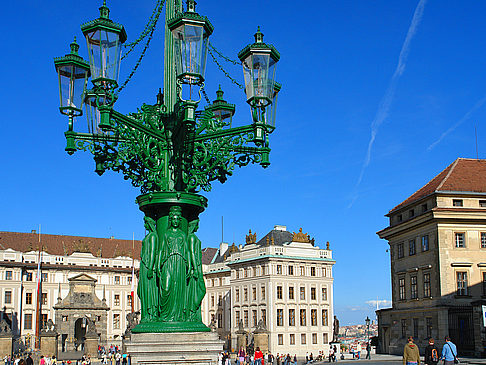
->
[261,286,265,300]
[252,287,257,300]
[218,313,223,328]
[311,267,316,276]
[235,288,240,302]
[277,286,283,300]
[261,309,266,325]
[128,276,132,284]
[300,287,305,300]
[398,243,404,258]
[426,317,432,338]
[311,287,316,300]
[252,268,257,277]
[483,272,486,296]
[456,272,468,296]
[25,292,32,305]
[244,310,249,327]
[401,319,407,338]
[277,265,282,274]
[413,318,419,339]
[252,310,257,327]
[422,235,429,251]
[5,271,12,281]
[322,309,328,326]
[322,287,328,301]
[300,309,306,326]
[113,314,120,329]
[300,266,305,276]
[301,334,306,345]
[398,214,402,222]
[127,295,132,308]
[311,309,317,326]
[4,291,11,305]
[289,309,295,326]
[323,333,328,344]
[312,333,318,344]
[114,276,120,285]
[453,199,463,207]
[424,273,431,297]
[289,287,294,300]
[41,293,47,306]
[244,288,248,301]
[235,270,239,279]
[211,295,214,307]
[278,334,283,345]
[481,233,486,248]
[422,203,428,212]
[277,309,283,326]
[62,315,68,322]
[25,272,33,281]
[235,311,240,327]
[41,314,48,329]
[409,209,414,218]
[290,334,295,345]
[288,266,294,275]
[114,294,120,306]
[41,273,48,282]
[455,233,465,248]
[409,239,416,256]
[411,276,418,299]
[399,277,406,300]
[24,314,32,330]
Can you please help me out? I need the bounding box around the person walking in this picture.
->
[254,348,263,365]
[424,339,439,365]
[238,347,246,365]
[366,343,371,360]
[356,343,362,360]
[441,337,458,365]
[403,337,420,365]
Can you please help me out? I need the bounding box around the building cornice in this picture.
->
[226,254,336,266]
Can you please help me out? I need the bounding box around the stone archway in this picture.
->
[74,318,86,350]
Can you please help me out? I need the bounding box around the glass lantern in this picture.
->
[238,27,280,108]
[54,38,90,118]
[266,81,281,128]
[205,86,235,127]
[168,0,214,86]
[81,1,127,88]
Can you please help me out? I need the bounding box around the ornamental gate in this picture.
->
[448,307,474,355]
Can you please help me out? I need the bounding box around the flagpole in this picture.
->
[35,224,42,350]
[131,233,135,313]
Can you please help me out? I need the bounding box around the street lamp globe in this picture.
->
[54,38,90,119]
[205,86,235,127]
[81,0,127,88]
[168,0,214,90]
[238,27,280,109]
[365,316,370,327]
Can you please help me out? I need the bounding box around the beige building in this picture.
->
[377,158,486,356]
[0,231,140,350]
[201,225,336,356]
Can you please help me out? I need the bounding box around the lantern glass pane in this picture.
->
[57,65,88,111]
[267,85,279,127]
[85,96,109,134]
[86,29,122,83]
[242,52,276,104]
[173,24,208,81]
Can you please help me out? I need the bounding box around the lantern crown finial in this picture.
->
[216,85,224,100]
[70,37,80,55]
[99,0,110,19]
[254,26,264,43]
[187,0,196,13]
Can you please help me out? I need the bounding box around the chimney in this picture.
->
[274,225,287,231]
[31,230,37,234]
[220,242,228,256]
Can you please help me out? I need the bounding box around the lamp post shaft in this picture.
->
[164,0,182,112]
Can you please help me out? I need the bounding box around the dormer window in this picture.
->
[421,204,427,213]
[397,214,403,223]
[480,200,486,207]
[409,209,414,218]
[453,199,463,207]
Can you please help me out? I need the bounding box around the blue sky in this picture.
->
[2,0,486,325]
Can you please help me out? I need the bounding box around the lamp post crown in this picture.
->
[254,26,264,43]
[99,0,110,19]
[187,0,196,13]
[70,37,79,55]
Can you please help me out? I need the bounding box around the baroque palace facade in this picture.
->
[0,225,335,355]
[200,225,335,356]
[377,158,486,357]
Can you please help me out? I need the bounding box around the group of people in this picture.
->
[403,336,458,365]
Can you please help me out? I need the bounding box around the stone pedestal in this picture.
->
[125,331,223,365]
[236,333,247,352]
[253,333,268,354]
[84,335,98,358]
[40,333,58,358]
[0,335,12,356]
[330,342,341,357]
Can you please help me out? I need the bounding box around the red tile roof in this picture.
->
[0,231,141,259]
[201,247,218,265]
[390,158,486,213]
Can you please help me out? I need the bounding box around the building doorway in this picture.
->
[74,318,87,351]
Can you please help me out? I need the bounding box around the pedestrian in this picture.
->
[403,336,420,365]
[425,339,439,365]
[267,353,274,365]
[238,346,246,365]
[25,355,33,365]
[440,336,458,365]
[366,342,371,360]
[255,348,263,365]
[356,344,362,360]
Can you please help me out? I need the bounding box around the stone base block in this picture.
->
[254,333,268,354]
[0,336,12,357]
[84,337,98,358]
[40,334,58,358]
[125,331,224,365]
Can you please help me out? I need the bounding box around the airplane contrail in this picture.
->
[427,95,486,151]
[354,0,427,190]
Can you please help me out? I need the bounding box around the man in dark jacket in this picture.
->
[25,355,33,365]
[425,339,439,365]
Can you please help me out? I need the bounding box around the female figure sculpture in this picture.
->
[157,206,188,321]
[186,219,206,322]
[138,216,159,321]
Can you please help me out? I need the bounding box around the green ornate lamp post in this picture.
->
[54,0,280,333]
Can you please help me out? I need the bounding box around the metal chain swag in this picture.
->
[207,47,244,89]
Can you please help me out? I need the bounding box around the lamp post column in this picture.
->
[164,0,182,112]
